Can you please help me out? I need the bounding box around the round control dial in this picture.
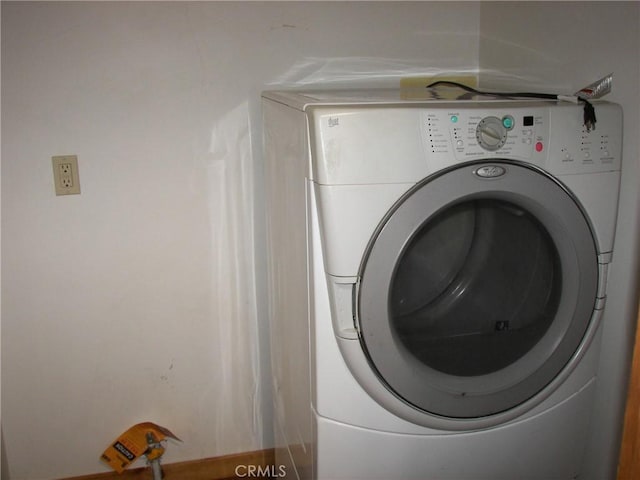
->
[476,116,508,151]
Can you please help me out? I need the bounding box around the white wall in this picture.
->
[479,2,640,479]
[4,2,638,479]
[0,2,481,479]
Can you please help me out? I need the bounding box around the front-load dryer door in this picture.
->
[357,160,599,422]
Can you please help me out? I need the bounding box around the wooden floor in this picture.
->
[617,301,640,479]
[59,449,275,480]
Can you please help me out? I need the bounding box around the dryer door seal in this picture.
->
[357,160,599,420]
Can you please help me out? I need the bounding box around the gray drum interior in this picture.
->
[391,198,562,377]
[357,161,598,419]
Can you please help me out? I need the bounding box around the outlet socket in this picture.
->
[52,155,81,195]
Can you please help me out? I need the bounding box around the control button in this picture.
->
[535,142,544,152]
[603,150,610,157]
[502,115,515,130]
[584,151,591,159]
[565,153,571,160]
[522,129,533,136]
[456,140,464,147]
[524,138,532,145]
[450,115,458,123]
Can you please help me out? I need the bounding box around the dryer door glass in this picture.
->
[390,198,561,377]
[357,161,599,419]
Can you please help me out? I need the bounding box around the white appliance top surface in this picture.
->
[262,88,559,111]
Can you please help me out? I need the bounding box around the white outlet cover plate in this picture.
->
[52,155,81,195]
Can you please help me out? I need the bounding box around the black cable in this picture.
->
[426,80,557,100]
[581,99,597,132]
[426,80,596,131]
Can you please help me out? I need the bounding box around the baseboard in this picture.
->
[60,448,276,480]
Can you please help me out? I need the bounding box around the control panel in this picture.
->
[308,101,621,186]
[422,107,548,162]
[421,103,621,175]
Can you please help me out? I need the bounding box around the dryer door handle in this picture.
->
[596,253,612,310]
[328,276,359,340]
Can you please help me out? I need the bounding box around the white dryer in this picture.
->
[263,89,623,480]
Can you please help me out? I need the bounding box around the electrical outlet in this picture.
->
[52,155,81,195]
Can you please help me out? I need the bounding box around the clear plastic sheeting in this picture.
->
[268,56,582,99]
[269,59,481,88]
[207,101,263,453]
